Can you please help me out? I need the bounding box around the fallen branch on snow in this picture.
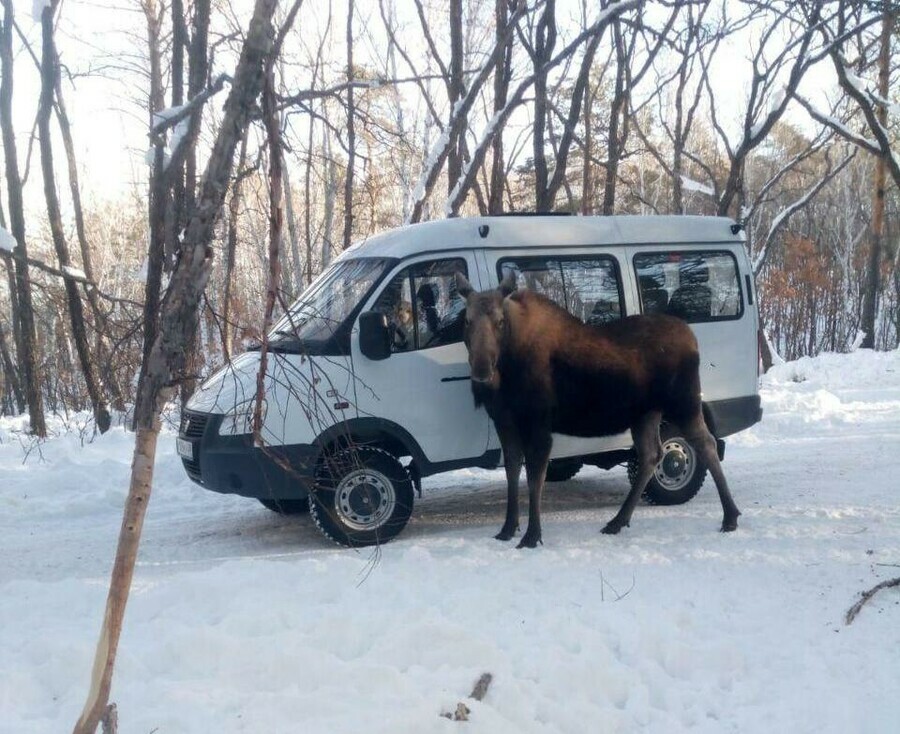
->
[845,577,900,625]
[441,672,493,721]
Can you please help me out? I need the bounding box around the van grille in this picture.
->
[181,411,209,438]
[182,457,203,484]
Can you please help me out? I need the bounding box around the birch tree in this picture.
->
[72,2,279,731]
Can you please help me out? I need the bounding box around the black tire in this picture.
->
[544,458,583,482]
[309,446,414,547]
[630,426,707,506]
[258,497,310,515]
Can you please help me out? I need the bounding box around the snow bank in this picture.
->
[2,350,899,733]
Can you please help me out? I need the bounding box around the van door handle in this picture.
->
[441,375,471,382]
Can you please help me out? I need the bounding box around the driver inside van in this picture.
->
[391,300,413,350]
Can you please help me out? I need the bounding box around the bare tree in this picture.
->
[72,3,279,732]
[37,1,111,432]
[0,0,46,436]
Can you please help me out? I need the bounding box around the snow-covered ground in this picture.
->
[2,350,899,733]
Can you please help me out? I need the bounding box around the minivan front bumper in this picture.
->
[178,411,317,501]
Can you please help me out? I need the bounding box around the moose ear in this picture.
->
[455,271,474,298]
[498,270,517,297]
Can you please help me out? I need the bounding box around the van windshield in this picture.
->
[271,258,390,343]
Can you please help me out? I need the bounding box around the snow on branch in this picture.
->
[31,0,51,24]
[406,0,532,224]
[752,149,856,276]
[793,94,881,156]
[438,0,642,219]
[830,52,900,189]
[0,226,18,253]
[680,175,714,197]
[61,265,88,282]
[149,73,229,138]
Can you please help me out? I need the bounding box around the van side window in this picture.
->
[373,259,468,352]
[634,251,743,322]
[498,257,623,325]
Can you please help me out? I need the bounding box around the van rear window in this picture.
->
[633,251,743,323]
[498,256,623,325]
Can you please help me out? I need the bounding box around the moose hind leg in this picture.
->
[518,428,552,549]
[603,411,663,535]
[684,413,741,531]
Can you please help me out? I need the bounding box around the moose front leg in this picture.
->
[494,420,522,541]
[518,427,553,549]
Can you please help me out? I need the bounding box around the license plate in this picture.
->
[176,437,194,460]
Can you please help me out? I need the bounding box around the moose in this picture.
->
[455,271,740,549]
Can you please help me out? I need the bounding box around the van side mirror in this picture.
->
[359,311,392,360]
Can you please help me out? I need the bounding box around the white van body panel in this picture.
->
[351,251,493,463]
[187,350,353,446]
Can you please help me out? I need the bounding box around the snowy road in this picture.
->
[2,350,899,733]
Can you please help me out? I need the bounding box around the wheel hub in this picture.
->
[654,439,694,491]
[335,469,395,531]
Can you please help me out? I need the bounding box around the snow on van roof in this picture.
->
[338,215,742,261]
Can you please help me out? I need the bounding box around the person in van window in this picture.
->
[390,299,413,350]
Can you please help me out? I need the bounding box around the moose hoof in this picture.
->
[494,527,517,542]
[517,533,542,549]
[720,516,739,532]
[601,519,627,535]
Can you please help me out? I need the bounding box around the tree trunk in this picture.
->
[38,2,111,432]
[602,20,626,216]
[223,130,250,360]
[0,315,23,412]
[448,0,465,195]
[0,0,46,436]
[488,0,510,214]
[322,130,337,268]
[53,50,125,412]
[253,59,284,439]
[342,0,355,249]
[72,4,277,732]
[180,0,212,404]
[860,10,891,350]
[532,0,557,212]
[133,2,167,428]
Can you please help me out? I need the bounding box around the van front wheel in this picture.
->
[310,446,414,547]
[258,497,309,515]
[630,430,707,506]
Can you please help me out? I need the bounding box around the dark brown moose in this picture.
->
[455,271,740,549]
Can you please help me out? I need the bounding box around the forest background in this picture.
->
[0,0,897,436]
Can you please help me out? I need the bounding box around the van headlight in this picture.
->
[218,405,254,436]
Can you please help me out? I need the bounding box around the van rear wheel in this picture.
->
[310,446,414,547]
[630,428,707,506]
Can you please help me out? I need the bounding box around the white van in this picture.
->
[179,215,762,546]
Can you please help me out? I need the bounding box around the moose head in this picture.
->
[455,270,517,388]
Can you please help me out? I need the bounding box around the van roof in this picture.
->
[337,215,743,262]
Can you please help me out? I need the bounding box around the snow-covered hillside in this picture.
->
[2,349,899,733]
